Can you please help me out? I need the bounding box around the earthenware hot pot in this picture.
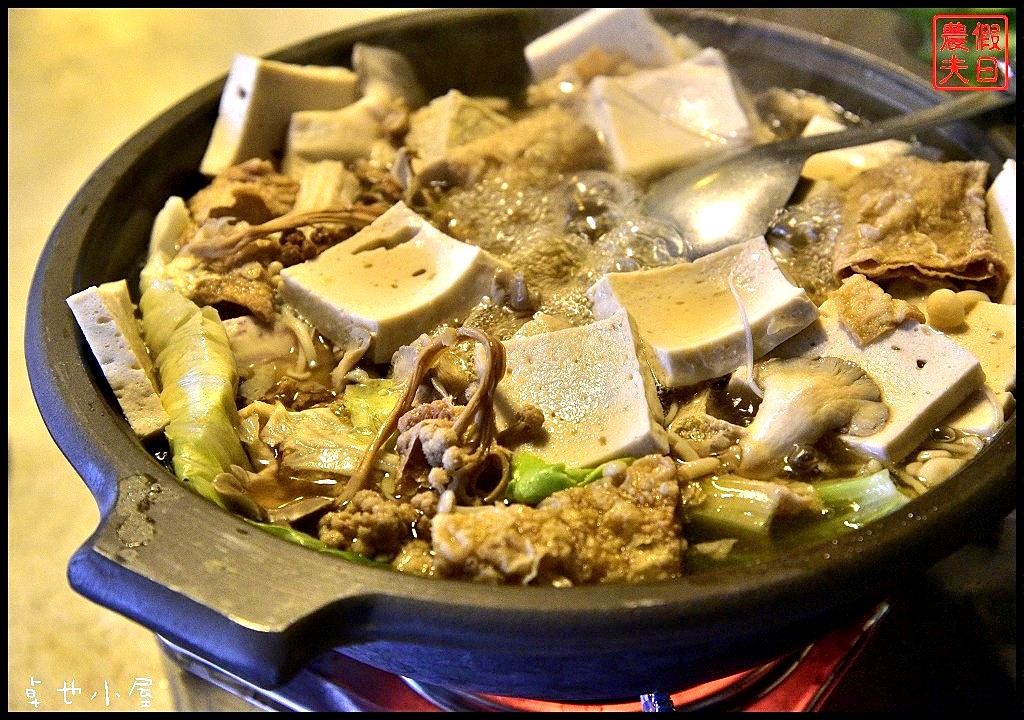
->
[26,8,1015,702]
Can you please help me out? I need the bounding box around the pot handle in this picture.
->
[67,472,383,689]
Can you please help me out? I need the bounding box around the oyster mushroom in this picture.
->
[739,356,889,478]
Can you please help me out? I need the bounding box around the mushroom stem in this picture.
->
[223,206,382,248]
[340,327,507,502]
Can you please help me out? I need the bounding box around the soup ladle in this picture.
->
[644,81,1016,259]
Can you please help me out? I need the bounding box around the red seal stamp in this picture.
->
[932,14,1010,91]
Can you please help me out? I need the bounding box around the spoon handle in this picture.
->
[779,86,1016,159]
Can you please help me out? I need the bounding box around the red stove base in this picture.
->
[159,602,889,712]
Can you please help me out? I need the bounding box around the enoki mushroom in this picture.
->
[211,207,385,256]
[341,327,509,504]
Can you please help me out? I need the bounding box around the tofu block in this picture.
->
[66,280,169,438]
[587,48,753,180]
[943,300,1016,395]
[279,202,509,364]
[799,114,911,188]
[200,55,359,176]
[769,298,985,464]
[987,158,1016,304]
[495,309,669,467]
[588,236,819,388]
[525,8,682,81]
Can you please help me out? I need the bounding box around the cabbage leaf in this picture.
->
[343,377,402,435]
[140,284,249,507]
[685,468,911,570]
[247,382,400,478]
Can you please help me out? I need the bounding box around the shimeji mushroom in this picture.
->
[738,356,889,478]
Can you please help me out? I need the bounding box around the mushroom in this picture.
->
[340,326,510,504]
[738,356,889,479]
[352,42,428,112]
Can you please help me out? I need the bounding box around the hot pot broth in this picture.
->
[68,9,1015,586]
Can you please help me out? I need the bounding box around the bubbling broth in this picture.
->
[68,9,1015,586]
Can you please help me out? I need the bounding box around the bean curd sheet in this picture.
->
[75,10,1016,587]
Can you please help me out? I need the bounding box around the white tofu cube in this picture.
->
[587,49,753,180]
[496,309,669,467]
[588,236,819,388]
[986,158,1016,304]
[279,202,509,364]
[200,55,359,176]
[525,8,682,81]
[770,298,985,464]
[66,280,169,438]
[944,300,1016,395]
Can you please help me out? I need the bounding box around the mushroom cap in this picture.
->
[738,356,889,478]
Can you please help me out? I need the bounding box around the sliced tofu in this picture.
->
[66,280,170,439]
[768,298,985,464]
[987,158,1016,304]
[495,309,669,467]
[799,114,911,188]
[586,48,753,180]
[910,295,1015,439]
[588,236,819,388]
[279,202,510,364]
[200,55,359,176]
[945,300,1016,394]
[525,8,682,81]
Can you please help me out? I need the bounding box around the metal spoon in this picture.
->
[644,86,1016,259]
